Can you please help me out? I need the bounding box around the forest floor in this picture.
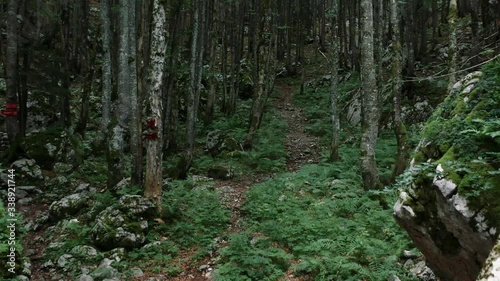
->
[170,79,321,281]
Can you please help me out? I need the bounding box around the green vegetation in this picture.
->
[410,61,500,226]
[214,81,417,280]
[190,99,288,175]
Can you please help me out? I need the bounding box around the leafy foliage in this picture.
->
[216,141,416,281]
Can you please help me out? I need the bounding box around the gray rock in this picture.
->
[70,245,98,257]
[57,254,75,269]
[11,159,44,181]
[477,238,500,281]
[53,162,73,173]
[107,248,126,262]
[131,267,144,277]
[49,193,90,220]
[112,177,130,192]
[18,197,33,205]
[41,260,54,269]
[206,129,225,156]
[410,261,436,281]
[15,189,29,199]
[90,266,119,281]
[91,207,146,250]
[16,275,30,281]
[118,195,156,217]
[75,183,90,193]
[78,274,94,281]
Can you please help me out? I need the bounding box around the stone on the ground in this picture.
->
[92,196,152,250]
[78,274,94,281]
[70,245,98,257]
[11,158,44,181]
[49,193,90,220]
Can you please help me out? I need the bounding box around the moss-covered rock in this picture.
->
[21,128,84,170]
[91,195,155,250]
[394,62,500,281]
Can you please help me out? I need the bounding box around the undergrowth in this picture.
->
[191,99,288,175]
[216,141,417,281]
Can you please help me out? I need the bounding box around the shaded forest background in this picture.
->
[0,0,499,280]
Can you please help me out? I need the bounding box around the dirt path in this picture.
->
[171,80,320,281]
[275,82,321,171]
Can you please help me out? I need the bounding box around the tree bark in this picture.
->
[447,0,458,92]
[144,0,167,204]
[129,0,143,186]
[329,0,340,162]
[107,0,131,188]
[6,0,19,142]
[390,0,408,180]
[100,0,113,136]
[360,0,380,190]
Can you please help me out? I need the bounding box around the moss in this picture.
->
[21,127,65,169]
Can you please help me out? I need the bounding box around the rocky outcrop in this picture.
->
[477,238,500,281]
[49,193,90,220]
[21,129,83,169]
[91,195,156,250]
[205,129,240,157]
[393,66,500,281]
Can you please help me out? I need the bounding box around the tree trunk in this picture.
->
[144,0,167,204]
[100,0,113,136]
[390,0,408,180]
[329,0,340,162]
[179,0,206,178]
[108,0,131,188]
[360,0,380,190]
[129,0,143,186]
[244,3,277,150]
[447,0,458,92]
[5,0,19,142]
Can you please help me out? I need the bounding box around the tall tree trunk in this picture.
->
[244,3,277,150]
[180,0,206,178]
[329,0,340,161]
[391,0,408,179]
[5,0,19,142]
[349,0,359,71]
[108,0,130,188]
[129,0,143,186]
[447,0,458,92]
[360,0,380,190]
[100,0,113,136]
[144,0,167,204]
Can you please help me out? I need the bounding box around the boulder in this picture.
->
[393,68,499,281]
[21,128,83,170]
[205,130,242,157]
[91,195,154,250]
[117,195,156,217]
[49,193,90,220]
[11,158,44,181]
[477,238,500,281]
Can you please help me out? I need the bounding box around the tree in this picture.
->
[144,0,168,203]
[447,0,458,92]
[5,0,19,143]
[390,0,408,179]
[107,0,131,188]
[359,0,380,190]
[244,1,278,149]
[177,0,207,179]
[129,0,143,186]
[329,0,340,161]
[100,0,113,137]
